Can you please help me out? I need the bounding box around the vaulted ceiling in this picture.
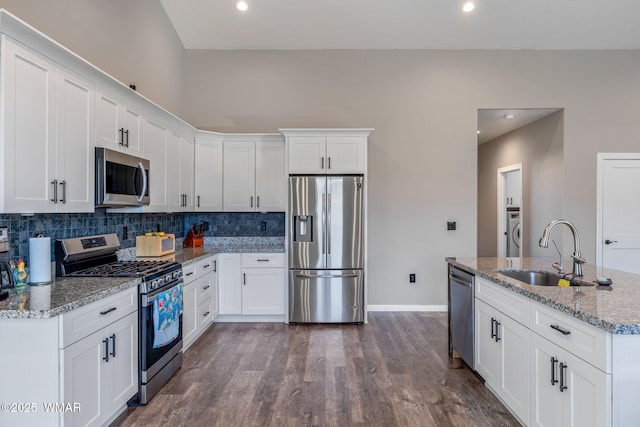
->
[160,0,640,50]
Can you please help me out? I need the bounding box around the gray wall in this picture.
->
[3,3,640,306]
[478,112,564,257]
[0,0,185,115]
[183,49,640,306]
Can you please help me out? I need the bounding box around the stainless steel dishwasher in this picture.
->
[448,265,475,370]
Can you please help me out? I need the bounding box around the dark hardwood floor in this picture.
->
[112,312,518,427]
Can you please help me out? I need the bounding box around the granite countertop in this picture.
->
[447,257,640,335]
[0,237,285,320]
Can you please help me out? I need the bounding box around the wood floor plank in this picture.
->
[111,313,519,427]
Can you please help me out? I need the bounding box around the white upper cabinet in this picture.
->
[167,131,195,212]
[194,135,224,211]
[0,37,95,213]
[97,92,143,155]
[222,135,286,212]
[282,129,372,175]
[142,118,168,212]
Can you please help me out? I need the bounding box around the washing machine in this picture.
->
[506,210,520,257]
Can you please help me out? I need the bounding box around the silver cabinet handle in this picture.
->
[250,196,254,208]
[257,259,269,262]
[124,129,129,147]
[490,318,497,340]
[185,272,194,276]
[550,324,571,335]
[257,196,260,208]
[243,273,247,285]
[51,179,58,203]
[495,321,501,342]
[59,180,66,204]
[197,195,200,208]
[203,285,210,290]
[203,311,210,317]
[328,157,331,169]
[203,264,210,269]
[213,260,217,272]
[321,157,324,169]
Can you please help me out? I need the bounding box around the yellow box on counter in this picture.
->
[135,233,176,257]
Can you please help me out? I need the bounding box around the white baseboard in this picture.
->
[214,314,286,323]
[367,305,448,312]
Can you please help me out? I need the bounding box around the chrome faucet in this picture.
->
[539,219,586,277]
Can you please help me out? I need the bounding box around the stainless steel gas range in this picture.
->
[55,233,183,405]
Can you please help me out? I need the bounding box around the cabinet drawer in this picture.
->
[198,256,216,275]
[476,277,529,326]
[241,253,284,268]
[60,287,137,348]
[182,262,198,283]
[198,296,213,328]
[530,301,611,373]
[195,275,213,300]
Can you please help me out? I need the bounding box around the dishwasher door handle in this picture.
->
[449,276,472,288]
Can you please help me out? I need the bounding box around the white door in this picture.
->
[166,132,182,211]
[180,136,195,210]
[62,330,107,427]
[218,253,242,314]
[182,281,198,350]
[475,300,500,387]
[597,155,640,273]
[256,140,286,212]
[194,137,223,211]
[56,66,95,212]
[326,136,366,174]
[241,268,285,315]
[562,351,611,427]
[142,119,168,212]
[530,333,563,427]
[106,312,138,414]
[2,39,57,213]
[288,136,326,174]
[499,315,530,425]
[223,141,255,211]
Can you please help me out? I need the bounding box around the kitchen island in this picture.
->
[447,256,640,427]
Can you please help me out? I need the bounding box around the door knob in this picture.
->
[604,239,618,245]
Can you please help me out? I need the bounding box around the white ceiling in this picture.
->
[160,0,640,50]
[477,109,561,144]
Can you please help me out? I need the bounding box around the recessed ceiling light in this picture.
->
[504,113,516,119]
[462,1,476,13]
[236,1,248,12]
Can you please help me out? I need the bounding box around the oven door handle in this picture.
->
[141,281,183,307]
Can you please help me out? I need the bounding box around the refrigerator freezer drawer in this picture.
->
[289,270,364,323]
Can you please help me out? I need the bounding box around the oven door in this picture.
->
[140,280,183,382]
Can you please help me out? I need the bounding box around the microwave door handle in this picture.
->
[135,161,147,202]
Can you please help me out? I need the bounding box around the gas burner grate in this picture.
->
[70,260,177,278]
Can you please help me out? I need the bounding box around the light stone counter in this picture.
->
[447,256,640,334]
[0,237,285,320]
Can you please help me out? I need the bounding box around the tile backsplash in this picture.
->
[0,210,285,263]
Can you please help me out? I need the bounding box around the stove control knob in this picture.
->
[152,279,161,289]
[173,271,182,280]
[165,273,172,283]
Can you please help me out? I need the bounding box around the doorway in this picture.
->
[497,164,522,258]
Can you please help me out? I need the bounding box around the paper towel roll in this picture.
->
[29,236,51,284]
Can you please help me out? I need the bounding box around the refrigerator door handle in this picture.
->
[295,273,359,279]
[327,194,331,255]
[322,193,326,254]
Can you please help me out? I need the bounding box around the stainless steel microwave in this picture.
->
[95,147,150,207]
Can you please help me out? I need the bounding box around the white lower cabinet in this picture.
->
[182,256,218,351]
[530,332,611,427]
[62,311,137,427]
[475,276,614,427]
[218,253,285,317]
[475,299,530,424]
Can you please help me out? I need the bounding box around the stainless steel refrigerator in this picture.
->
[289,175,365,323]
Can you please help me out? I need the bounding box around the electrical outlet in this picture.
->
[447,221,456,231]
[260,221,267,231]
[409,273,416,283]
[202,221,210,232]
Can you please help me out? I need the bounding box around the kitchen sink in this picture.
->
[495,269,582,286]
